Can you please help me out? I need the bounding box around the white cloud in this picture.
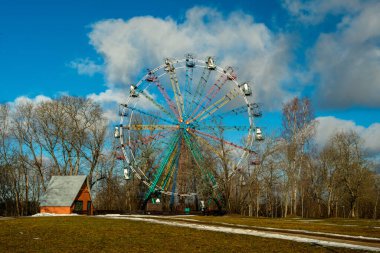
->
[87,89,128,105]
[12,95,52,106]
[282,0,363,24]
[87,89,128,122]
[69,58,103,76]
[362,123,380,154]
[283,1,380,108]
[87,7,295,109]
[310,2,380,108]
[87,88,158,122]
[315,116,380,154]
[102,108,119,122]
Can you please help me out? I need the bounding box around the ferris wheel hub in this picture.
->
[179,121,189,130]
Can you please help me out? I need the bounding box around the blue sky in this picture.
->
[1,0,380,154]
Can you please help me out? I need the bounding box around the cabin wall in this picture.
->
[71,183,93,215]
[40,206,71,214]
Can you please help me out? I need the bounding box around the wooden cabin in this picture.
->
[40,175,93,215]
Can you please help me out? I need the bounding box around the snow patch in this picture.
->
[32,213,79,217]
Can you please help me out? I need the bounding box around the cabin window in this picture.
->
[74,201,83,212]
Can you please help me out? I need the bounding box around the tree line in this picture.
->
[0,96,112,215]
[0,96,378,218]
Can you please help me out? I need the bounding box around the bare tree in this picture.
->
[0,96,109,216]
[281,97,316,217]
[325,131,373,218]
[0,104,17,215]
[259,137,283,217]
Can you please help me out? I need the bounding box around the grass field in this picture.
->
[0,216,375,252]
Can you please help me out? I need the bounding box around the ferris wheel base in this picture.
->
[142,193,225,215]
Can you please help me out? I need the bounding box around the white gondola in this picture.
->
[124,167,130,180]
[206,56,216,70]
[118,111,128,117]
[255,127,264,141]
[253,111,262,117]
[164,58,175,72]
[186,54,195,68]
[227,72,237,80]
[186,61,195,68]
[118,104,128,116]
[146,75,157,82]
[114,126,120,138]
[130,85,138,97]
[241,82,252,96]
[249,103,262,117]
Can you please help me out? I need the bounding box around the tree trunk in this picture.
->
[374,193,379,219]
[256,187,260,217]
[292,184,297,216]
[350,199,357,218]
[24,172,29,216]
[284,193,288,218]
[327,188,333,217]
[301,186,304,218]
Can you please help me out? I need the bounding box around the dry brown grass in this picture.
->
[0,216,369,252]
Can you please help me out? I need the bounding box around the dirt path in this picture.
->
[98,215,380,252]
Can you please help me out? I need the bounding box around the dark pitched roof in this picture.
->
[40,175,87,207]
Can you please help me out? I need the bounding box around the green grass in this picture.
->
[181,215,380,238]
[0,216,370,253]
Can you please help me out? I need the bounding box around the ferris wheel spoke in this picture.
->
[188,68,233,120]
[159,148,178,190]
[162,143,181,191]
[122,124,178,131]
[148,75,181,120]
[146,132,177,173]
[189,128,257,154]
[201,67,236,111]
[137,90,178,122]
[191,124,252,131]
[184,66,194,117]
[166,60,185,121]
[188,131,241,170]
[212,105,249,119]
[185,97,223,122]
[187,131,221,157]
[184,132,222,208]
[187,87,241,124]
[124,104,177,125]
[144,132,181,201]
[188,67,212,117]
[126,129,176,147]
[183,131,218,187]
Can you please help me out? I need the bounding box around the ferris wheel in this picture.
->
[114,54,263,208]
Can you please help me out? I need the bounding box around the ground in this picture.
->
[0,215,379,252]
